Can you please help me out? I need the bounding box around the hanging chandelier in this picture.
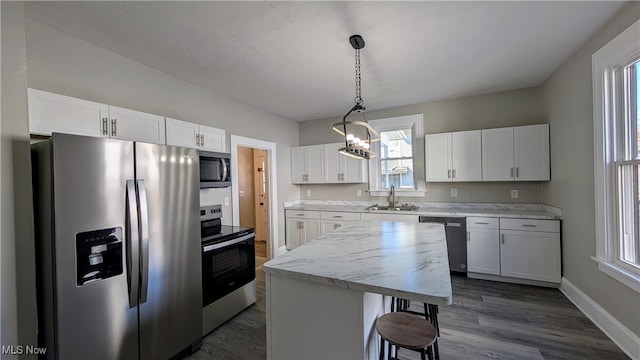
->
[332,35,380,160]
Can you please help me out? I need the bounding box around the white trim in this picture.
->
[230,134,280,259]
[592,256,640,293]
[368,114,425,194]
[560,277,640,360]
[592,19,640,290]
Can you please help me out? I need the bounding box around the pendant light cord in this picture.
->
[355,48,363,106]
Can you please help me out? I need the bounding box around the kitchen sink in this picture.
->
[365,204,419,211]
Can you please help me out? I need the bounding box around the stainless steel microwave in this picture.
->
[199,151,231,188]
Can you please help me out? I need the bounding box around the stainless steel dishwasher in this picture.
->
[419,216,467,274]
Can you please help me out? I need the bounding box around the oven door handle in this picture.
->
[203,233,254,252]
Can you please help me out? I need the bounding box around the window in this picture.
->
[379,129,414,189]
[593,19,640,292]
[368,114,425,196]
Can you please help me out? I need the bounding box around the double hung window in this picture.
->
[593,19,640,291]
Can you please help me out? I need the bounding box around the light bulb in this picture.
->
[354,137,361,146]
[363,143,370,149]
[346,134,355,141]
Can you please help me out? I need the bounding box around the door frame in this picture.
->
[230,134,279,259]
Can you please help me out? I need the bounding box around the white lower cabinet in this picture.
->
[467,217,561,284]
[285,210,320,250]
[500,219,561,283]
[360,213,419,222]
[467,217,500,275]
[320,211,361,235]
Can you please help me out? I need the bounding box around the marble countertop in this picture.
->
[284,201,561,220]
[263,221,452,306]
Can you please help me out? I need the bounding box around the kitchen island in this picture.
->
[263,220,452,360]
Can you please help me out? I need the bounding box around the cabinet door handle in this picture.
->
[300,222,304,229]
[332,215,343,218]
[510,168,514,178]
[448,169,451,179]
[196,133,200,146]
[296,213,305,217]
[521,224,537,227]
[452,169,456,179]
[501,234,505,244]
[102,117,108,135]
[111,119,117,136]
[467,232,470,242]
[474,222,489,225]
[516,167,520,178]
[201,134,205,146]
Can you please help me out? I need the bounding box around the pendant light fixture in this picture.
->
[332,35,380,160]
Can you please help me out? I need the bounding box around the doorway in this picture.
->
[237,146,270,268]
[230,135,279,263]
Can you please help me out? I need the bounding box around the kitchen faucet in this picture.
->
[389,184,398,208]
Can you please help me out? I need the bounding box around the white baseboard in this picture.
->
[560,277,640,360]
[276,246,288,257]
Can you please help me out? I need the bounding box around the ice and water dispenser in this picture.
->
[76,227,124,285]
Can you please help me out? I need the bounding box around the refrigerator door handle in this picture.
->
[137,179,150,304]
[126,180,140,308]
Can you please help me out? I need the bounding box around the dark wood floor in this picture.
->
[187,270,629,360]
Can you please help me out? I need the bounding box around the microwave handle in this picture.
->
[222,159,228,182]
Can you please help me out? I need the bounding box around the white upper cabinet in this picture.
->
[425,130,481,182]
[28,89,167,145]
[199,125,225,152]
[482,127,515,181]
[165,118,199,149]
[28,88,107,137]
[108,106,165,144]
[482,124,549,181]
[323,143,367,183]
[425,133,451,181]
[514,124,550,181]
[291,145,324,184]
[166,118,226,152]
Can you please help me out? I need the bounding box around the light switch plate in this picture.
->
[239,190,245,197]
[450,188,458,197]
[357,189,362,197]
[511,190,519,199]
[306,190,312,197]
[224,196,230,206]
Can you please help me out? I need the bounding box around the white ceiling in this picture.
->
[24,1,626,121]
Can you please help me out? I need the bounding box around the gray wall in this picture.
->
[298,87,545,203]
[540,2,640,336]
[1,1,38,355]
[24,18,300,251]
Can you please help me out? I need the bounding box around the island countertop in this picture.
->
[263,220,452,306]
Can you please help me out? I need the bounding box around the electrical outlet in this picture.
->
[306,189,312,197]
[357,189,362,197]
[224,196,230,206]
[450,188,458,197]
[511,190,519,199]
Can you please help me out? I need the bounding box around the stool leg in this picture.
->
[420,349,427,360]
[433,339,439,360]
[426,346,433,360]
[379,337,384,360]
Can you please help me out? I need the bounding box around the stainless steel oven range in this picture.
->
[200,205,256,336]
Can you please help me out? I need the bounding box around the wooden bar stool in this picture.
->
[376,311,437,360]
[391,298,440,359]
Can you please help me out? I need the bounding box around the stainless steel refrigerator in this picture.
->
[32,133,202,359]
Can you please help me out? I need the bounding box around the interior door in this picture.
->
[254,149,270,245]
[51,134,138,359]
[135,143,202,359]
